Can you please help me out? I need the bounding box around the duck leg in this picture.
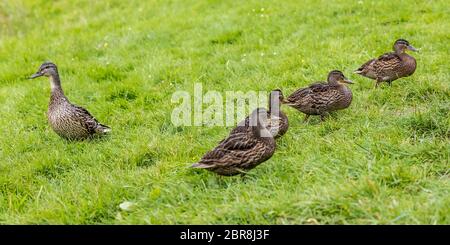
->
[375,78,383,88]
[387,81,392,86]
[303,114,310,122]
[239,173,247,180]
[320,113,329,121]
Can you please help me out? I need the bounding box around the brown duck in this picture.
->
[30,62,111,140]
[191,108,276,176]
[283,70,353,121]
[229,89,289,139]
[354,39,418,87]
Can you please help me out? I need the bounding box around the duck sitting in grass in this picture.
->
[191,108,276,176]
[29,62,111,140]
[354,39,418,88]
[282,70,353,121]
[229,89,289,139]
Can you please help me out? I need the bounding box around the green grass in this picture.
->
[0,0,449,224]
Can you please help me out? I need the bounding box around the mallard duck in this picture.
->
[229,89,289,139]
[283,70,353,121]
[354,39,418,87]
[29,62,111,140]
[191,108,276,176]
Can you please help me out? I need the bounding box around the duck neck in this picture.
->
[49,72,66,101]
[337,82,349,91]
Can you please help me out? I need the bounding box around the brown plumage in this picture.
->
[355,39,418,87]
[283,70,353,121]
[229,89,289,139]
[191,108,276,176]
[30,62,111,140]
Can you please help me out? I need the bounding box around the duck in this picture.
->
[29,62,111,140]
[354,39,418,87]
[228,89,289,139]
[191,108,276,176]
[282,70,353,121]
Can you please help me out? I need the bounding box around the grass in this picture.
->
[0,0,449,224]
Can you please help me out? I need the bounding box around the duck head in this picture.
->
[393,39,418,54]
[29,62,58,79]
[328,70,353,85]
[269,89,284,104]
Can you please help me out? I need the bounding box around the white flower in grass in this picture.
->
[119,201,136,211]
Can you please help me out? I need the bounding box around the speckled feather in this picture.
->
[285,82,352,116]
[228,90,289,139]
[356,52,416,82]
[48,91,110,140]
[355,39,417,84]
[194,132,275,176]
[229,110,289,139]
[192,109,276,176]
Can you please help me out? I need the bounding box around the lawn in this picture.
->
[0,0,448,224]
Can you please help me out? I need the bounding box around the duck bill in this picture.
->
[29,72,43,79]
[407,45,419,52]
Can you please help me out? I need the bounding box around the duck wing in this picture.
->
[355,58,376,74]
[285,82,328,104]
[375,52,402,67]
[71,104,110,134]
[355,51,402,79]
[195,132,259,168]
[227,116,250,136]
[219,132,259,151]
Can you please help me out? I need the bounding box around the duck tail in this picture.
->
[355,59,375,74]
[190,162,213,169]
[96,124,111,134]
[353,68,364,74]
[280,98,290,105]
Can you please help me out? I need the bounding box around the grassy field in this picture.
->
[0,0,448,224]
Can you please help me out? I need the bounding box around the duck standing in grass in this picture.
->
[191,108,276,176]
[282,70,353,121]
[229,89,289,139]
[29,62,111,140]
[354,39,418,88]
